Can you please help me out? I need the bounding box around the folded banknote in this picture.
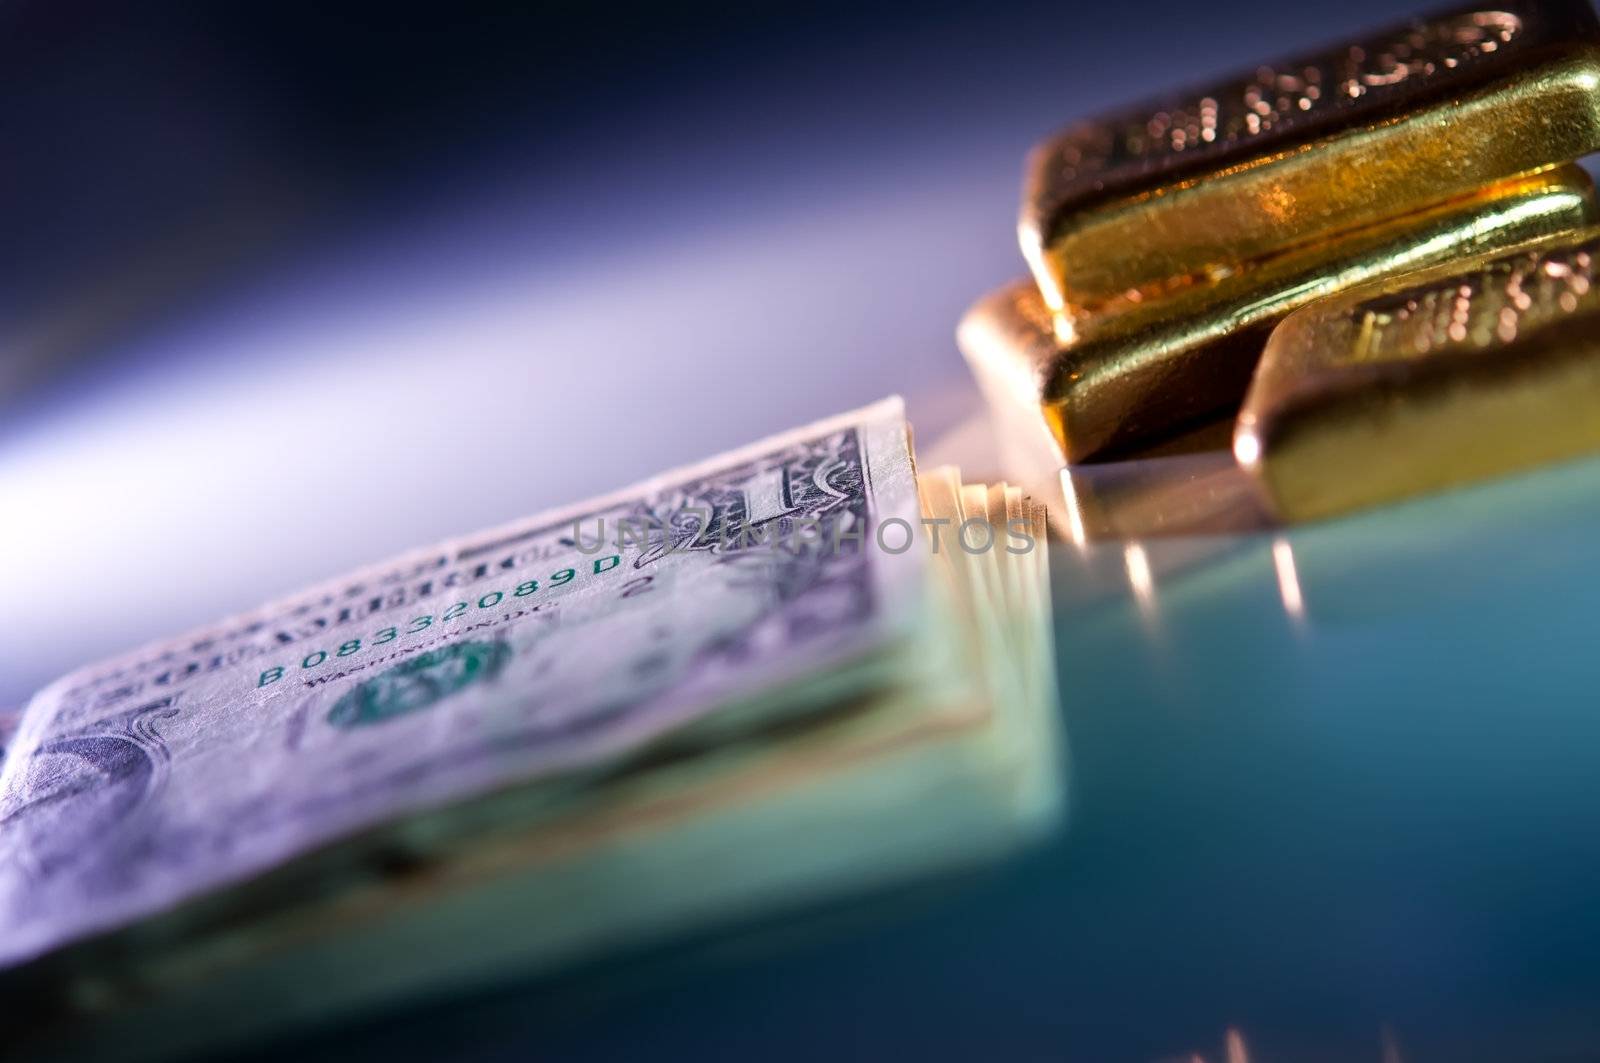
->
[0,398,1059,1060]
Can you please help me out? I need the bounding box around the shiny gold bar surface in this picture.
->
[1237,225,1600,521]
[1021,0,1600,315]
[966,167,1599,462]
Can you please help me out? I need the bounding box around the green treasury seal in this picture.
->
[327,640,511,729]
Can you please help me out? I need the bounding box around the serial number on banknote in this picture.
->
[255,554,626,688]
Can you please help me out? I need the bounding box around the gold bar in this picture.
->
[1237,225,1600,520]
[1021,0,1600,316]
[963,166,1598,462]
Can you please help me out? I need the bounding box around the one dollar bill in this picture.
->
[0,398,1059,1060]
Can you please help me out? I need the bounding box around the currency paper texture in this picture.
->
[0,398,924,970]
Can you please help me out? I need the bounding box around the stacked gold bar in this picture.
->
[960,0,1600,521]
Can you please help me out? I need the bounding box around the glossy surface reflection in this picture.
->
[235,448,1600,1063]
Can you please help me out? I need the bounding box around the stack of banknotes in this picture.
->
[0,399,1061,1059]
[961,0,1600,522]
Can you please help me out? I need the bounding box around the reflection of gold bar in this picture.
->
[963,166,1598,462]
[1237,225,1600,521]
[1061,449,1271,542]
[1021,0,1600,315]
